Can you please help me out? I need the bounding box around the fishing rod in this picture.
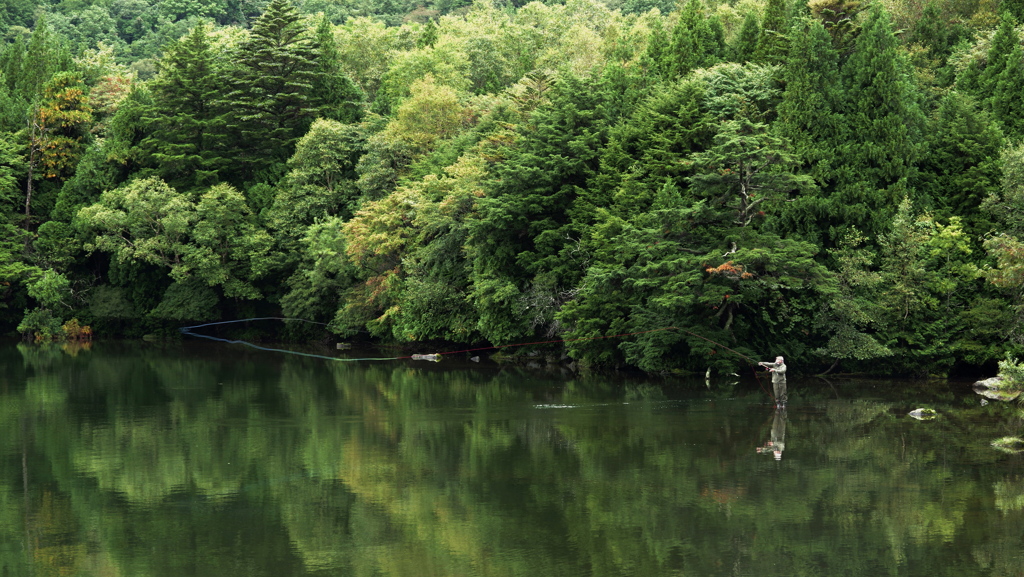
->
[668,326,775,401]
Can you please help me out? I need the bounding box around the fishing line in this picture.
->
[180,318,776,399]
[179,318,408,362]
[667,326,775,401]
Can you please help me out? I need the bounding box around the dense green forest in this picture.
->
[2,0,1024,375]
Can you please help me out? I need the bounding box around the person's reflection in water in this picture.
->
[756,408,787,461]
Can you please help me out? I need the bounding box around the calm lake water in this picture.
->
[2,340,1024,576]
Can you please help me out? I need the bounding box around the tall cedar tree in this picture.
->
[10,15,73,101]
[310,16,364,124]
[754,0,790,64]
[667,0,722,78]
[990,30,1024,139]
[771,18,843,242]
[914,92,1003,237]
[731,11,760,63]
[224,0,324,181]
[141,24,231,191]
[957,12,1019,105]
[833,4,922,240]
[468,72,638,343]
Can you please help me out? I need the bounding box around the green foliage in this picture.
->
[0,0,1021,373]
[223,0,325,178]
[266,118,365,235]
[813,230,890,364]
[140,24,231,190]
[730,10,760,63]
[914,91,1003,236]
[76,177,271,304]
[754,0,791,64]
[310,16,364,124]
[666,0,723,78]
[28,71,93,181]
[16,306,64,340]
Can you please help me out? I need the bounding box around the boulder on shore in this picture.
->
[973,376,1021,401]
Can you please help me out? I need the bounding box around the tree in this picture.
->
[975,12,1019,99]
[224,0,324,179]
[184,183,272,299]
[466,72,631,344]
[754,0,791,65]
[266,118,365,240]
[666,0,722,78]
[141,24,231,191]
[874,197,978,373]
[730,11,760,63]
[832,5,922,239]
[813,230,890,372]
[76,177,195,271]
[310,16,364,124]
[9,15,74,101]
[989,38,1024,139]
[983,144,1024,333]
[76,177,272,303]
[686,115,813,229]
[914,91,1003,237]
[772,18,843,241]
[22,72,93,230]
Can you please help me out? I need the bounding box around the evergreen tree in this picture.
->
[772,18,843,241]
[990,39,1024,138]
[310,16,364,124]
[666,0,721,78]
[754,0,791,65]
[1005,0,1024,21]
[808,0,865,56]
[224,0,324,180]
[641,18,671,79]
[141,24,231,191]
[467,73,630,343]
[976,12,1019,99]
[14,15,74,101]
[914,92,1003,237]
[730,11,760,63]
[833,4,923,238]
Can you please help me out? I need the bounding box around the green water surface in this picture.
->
[1,340,1023,576]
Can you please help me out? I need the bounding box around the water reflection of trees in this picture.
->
[2,343,1024,576]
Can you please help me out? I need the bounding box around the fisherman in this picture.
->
[758,355,787,409]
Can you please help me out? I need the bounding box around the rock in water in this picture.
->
[908,408,937,420]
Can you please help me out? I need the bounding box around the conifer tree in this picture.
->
[641,18,671,79]
[141,24,231,190]
[1005,0,1024,21]
[730,11,760,63]
[914,92,1003,237]
[772,18,843,241]
[754,0,791,65]
[15,15,73,101]
[224,0,323,179]
[976,12,1019,99]
[990,33,1024,139]
[833,4,922,238]
[666,0,721,78]
[310,16,364,124]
